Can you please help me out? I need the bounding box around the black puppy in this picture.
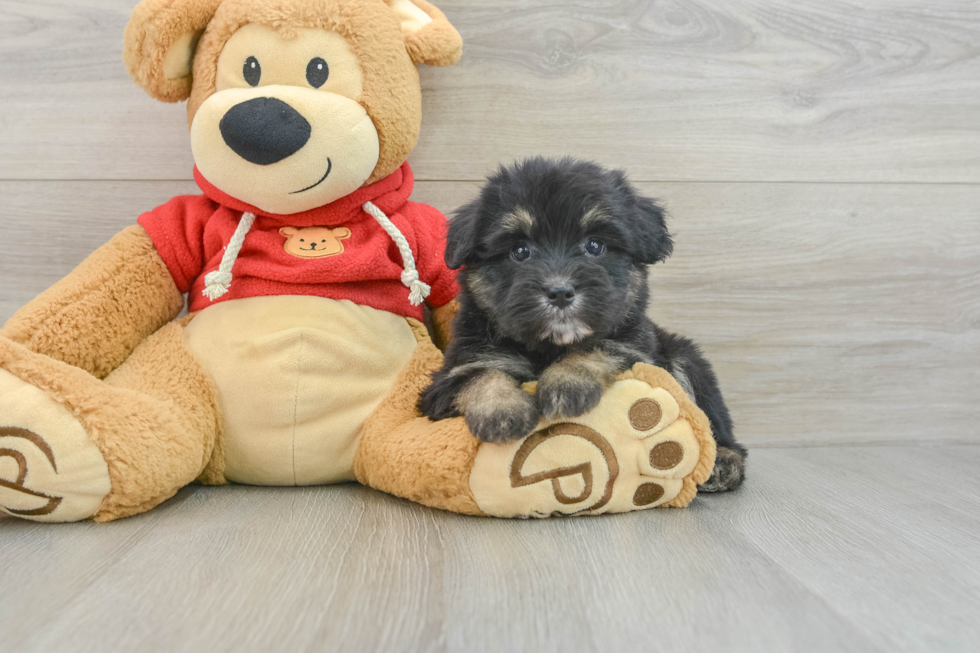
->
[419,157,745,492]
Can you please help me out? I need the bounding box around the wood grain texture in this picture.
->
[2,180,977,446]
[2,446,978,653]
[0,0,978,182]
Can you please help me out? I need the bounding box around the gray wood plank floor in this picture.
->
[3,446,978,653]
[1,0,979,651]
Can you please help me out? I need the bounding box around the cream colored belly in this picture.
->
[183,296,418,486]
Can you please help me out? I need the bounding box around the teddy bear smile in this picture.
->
[290,157,333,194]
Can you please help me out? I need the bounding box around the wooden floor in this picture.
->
[1,0,979,651]
[3,446,980,653]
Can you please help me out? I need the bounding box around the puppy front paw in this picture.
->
[418,376,462,421]
[465,392,541,443]
[537,374,604,420]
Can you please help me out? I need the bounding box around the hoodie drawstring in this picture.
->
[362,200,431,307]
[202,212,256,301]
[200,204,431,308]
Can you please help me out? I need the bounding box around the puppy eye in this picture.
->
[511,244,532,262]
[244,56,261,86]
[306,57,329,88]
[585,238,605,256]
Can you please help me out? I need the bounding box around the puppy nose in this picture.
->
[546,284,576,309]
[219,97,311,165]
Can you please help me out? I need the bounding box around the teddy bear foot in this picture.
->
[0,367,111,522]
[468,364,716,518]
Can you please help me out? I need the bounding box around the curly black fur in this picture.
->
[419,157,746,491]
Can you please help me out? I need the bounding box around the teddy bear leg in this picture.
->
[467,364,717,517]
[354,330,484,515]
[357,353,717,518]
[0,321,220,522]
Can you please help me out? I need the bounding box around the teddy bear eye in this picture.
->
[321,239,327,243]
[244,56,261,87]
[299,238,305,242]
[306,57,329,88]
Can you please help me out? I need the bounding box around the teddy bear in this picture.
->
[0,0,716,523]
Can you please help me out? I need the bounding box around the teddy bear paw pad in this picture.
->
[0,368,110,522]
[468,376,705,517]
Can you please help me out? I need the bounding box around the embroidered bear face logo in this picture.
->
[280,226,352,258]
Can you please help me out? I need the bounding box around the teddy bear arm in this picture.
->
[1,225,184,379]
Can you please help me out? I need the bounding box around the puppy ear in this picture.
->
[632,195,674,264]
[445,199,482,270]
[386,0,463,67]
[123,0,223,103]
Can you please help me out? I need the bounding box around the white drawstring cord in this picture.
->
[200,204,429,307]
[362,200,430,306]
[202,211,256,301]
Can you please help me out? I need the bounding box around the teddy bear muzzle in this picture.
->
[190,85,380,215]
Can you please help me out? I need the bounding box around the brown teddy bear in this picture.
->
[0,0,715,522]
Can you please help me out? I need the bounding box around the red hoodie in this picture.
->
[138,162,457,320]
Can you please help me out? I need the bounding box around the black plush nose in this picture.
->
[219,97,311,165]
[546,284,576,309]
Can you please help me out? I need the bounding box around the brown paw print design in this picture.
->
[470,372,712,518]
[0,426,63,517]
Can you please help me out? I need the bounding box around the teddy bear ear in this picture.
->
[386,0,463,67]
[279,226,298,237]
[123,0,224,103]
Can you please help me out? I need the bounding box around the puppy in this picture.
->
[419,157,746,492]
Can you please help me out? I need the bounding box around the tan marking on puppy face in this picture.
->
[625,267,646,305]
[581,206,610,228]
[279,225,352,259]
[501,207,534,234]
[466,269,496,314]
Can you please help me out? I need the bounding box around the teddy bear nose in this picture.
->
[219,97,312,165]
